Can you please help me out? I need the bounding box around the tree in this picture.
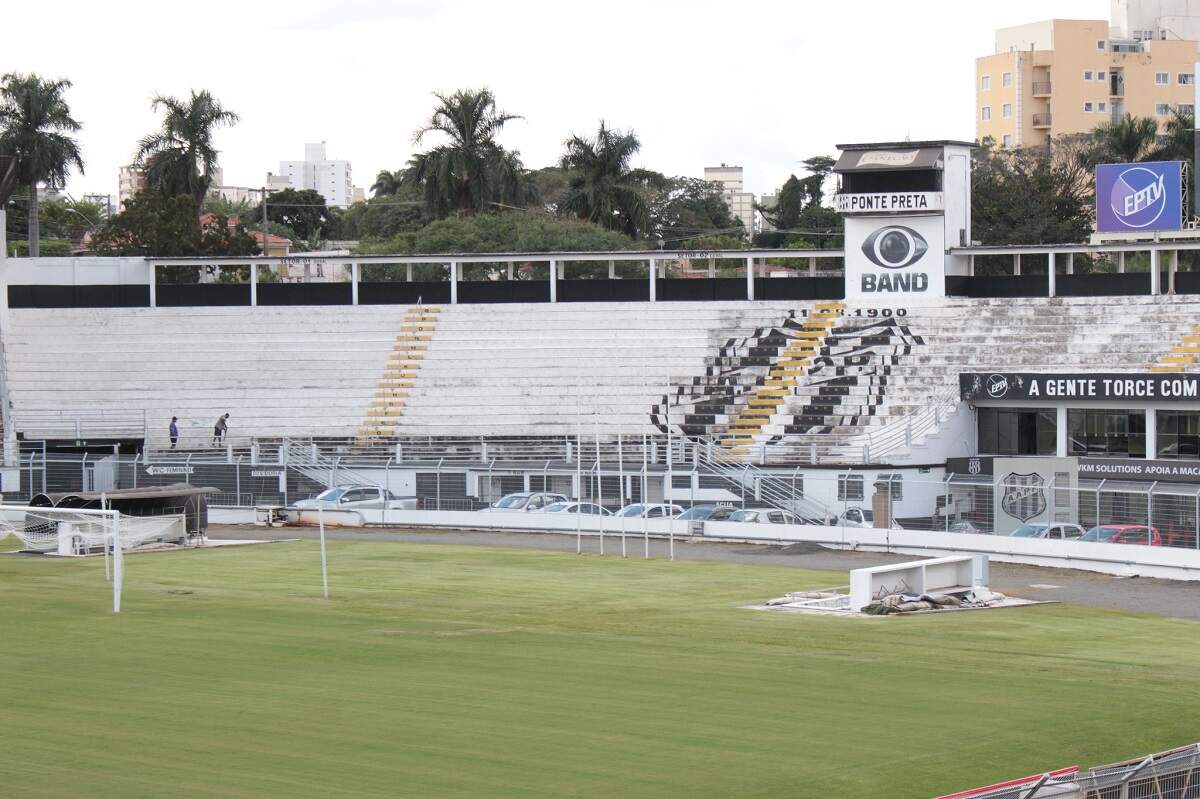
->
[371,169,402,197]
[135,90,238,216]
[798,155,835,206]
[757,155,842,248]
[559,122,663,238]
[1155,108,1194,172]
[760,174,804,231]
[528,165,575,214]
[400,88,536,217]
[91,190,257,258]
[972,137,1093,250]
[248,188,331,242]
[1090,113,1160,164]
[203,194,253,219]
[0,73,84,256]
[650,177,744,248]
[338,188,427,240]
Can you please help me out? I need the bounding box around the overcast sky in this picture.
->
[6,0,1104,202]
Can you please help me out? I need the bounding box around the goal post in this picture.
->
[0,504,185,613]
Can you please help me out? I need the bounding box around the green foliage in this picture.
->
[757,156,842,248]
[650,177,744,248]
[7,238,72,256]
[135,89,238,212]
[559,122,663,238]
[1089,113,1160,165]
[355,211,636,280]
[528,165,575,213]
[332,188,428,241]
[33,196,104,240]
[91,190,258,259]
[246,188,331,242]
[371,169,402,197]
[401,88,537,217]
[203,194,253,219]
[972,137,1093,249]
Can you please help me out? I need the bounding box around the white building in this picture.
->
[275,142,355,208]
[703,164,756,238]
[117,165,145,209]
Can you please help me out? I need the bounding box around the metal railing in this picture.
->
[1031,81,1052,95]
[1032,112,1052,127]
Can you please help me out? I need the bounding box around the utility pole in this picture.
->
[261,186,269,256]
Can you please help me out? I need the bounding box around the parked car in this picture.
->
[293,485,419,510]
[729,508,804,525]
[615,503,684,518]
[1010,523,1086,540]
[839,507,875,528]
[540,501,611,516]
[1080,524,1162,546]
[479,492,568,513]
[676,505,738,522]
[947,520,985,535]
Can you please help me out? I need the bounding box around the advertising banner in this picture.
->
[844,214,945,303]
[1095,161,1183,233]
[960,372,1200,402]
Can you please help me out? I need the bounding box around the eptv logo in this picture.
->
[1111,166,1167,228]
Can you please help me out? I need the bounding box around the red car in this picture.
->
[1079,524,1162,546]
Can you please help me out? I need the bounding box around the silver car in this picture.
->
[293,485,419,511]
[615,503,684,518]
[540,501,612,516]
[729,508,803,524]
[1010,522,1085,540]
[479,492,568,513]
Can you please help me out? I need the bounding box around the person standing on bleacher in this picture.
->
[169,416,179,449]
[212,413,229,446]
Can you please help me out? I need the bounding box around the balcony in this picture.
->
[1032,113,1052,128]
[1031,81,1052,97]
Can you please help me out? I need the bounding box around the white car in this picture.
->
[293,485,419,510]
[839,507,875,528]
[615,503,684,518]
[540,501,612,516]
[729,508,804,525]
[1010,522,1085,540]
[479,492,568,513]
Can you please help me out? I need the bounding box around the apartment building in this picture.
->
[703,164,756,238]
[117,165,146,209]
[276,142,355,208]
[977,2,1200,148]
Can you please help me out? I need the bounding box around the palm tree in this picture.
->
[0,73,84,257]
[1091,113,1160,164]
[401,88,535,216]
[1154,108,1194,164]
[371,169,401,197]
[135,90,238,214]
[559,122,662,238]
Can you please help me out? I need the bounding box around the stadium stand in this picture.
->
[3,295,1199,460]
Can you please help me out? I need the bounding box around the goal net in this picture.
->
[0,507,186,556]
[0,505,188,613]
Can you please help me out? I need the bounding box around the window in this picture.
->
[1156,103,1171,116]
[1181,73,1195,85]
[1068,410,1146,457]
[1002,72,1012,87]
[1156,72,1169,85]
[1002,103,1012,118]
[838,474,864,502]
[1181,103,1196,116]
[876,474,903,501]
[1002,134,1013,148]
[1098,101,1107,112]
[980,75,990,90]
[1097,39,1106,50]
[1157,411,1200,458]
[981,106,991,121]
[1097,71,1107,81]
[1084,101,1094,112]
[1084,70,1094,80]
[978,407,1058,456]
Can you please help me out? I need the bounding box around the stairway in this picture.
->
[1152,324,1200,372]
[356,306,440,443]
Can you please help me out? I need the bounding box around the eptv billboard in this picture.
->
[1095,161,1183,233]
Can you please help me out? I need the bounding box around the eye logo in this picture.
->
[861,226,928,269]
[1111,166,1166,228]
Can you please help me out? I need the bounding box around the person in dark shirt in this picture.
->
[169,416,179,449]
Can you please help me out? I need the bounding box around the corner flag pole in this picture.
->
[317,506,329,599]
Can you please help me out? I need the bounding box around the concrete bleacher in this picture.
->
[4,295,1199,462]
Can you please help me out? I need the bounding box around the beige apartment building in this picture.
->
[977,2,1200,148]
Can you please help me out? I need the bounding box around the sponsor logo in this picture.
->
[861,226,928,269]
[1000,472,1047,522]
[857,150,920,167]
[1110,166,1167,229]
[986,373,1009,398]
[967,458,982,476]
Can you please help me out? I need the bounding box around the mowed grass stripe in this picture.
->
[1,540,1198,798]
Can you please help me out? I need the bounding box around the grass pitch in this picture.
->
[1,540,1197,799]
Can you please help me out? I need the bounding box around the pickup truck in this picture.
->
[292,485,420,511]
